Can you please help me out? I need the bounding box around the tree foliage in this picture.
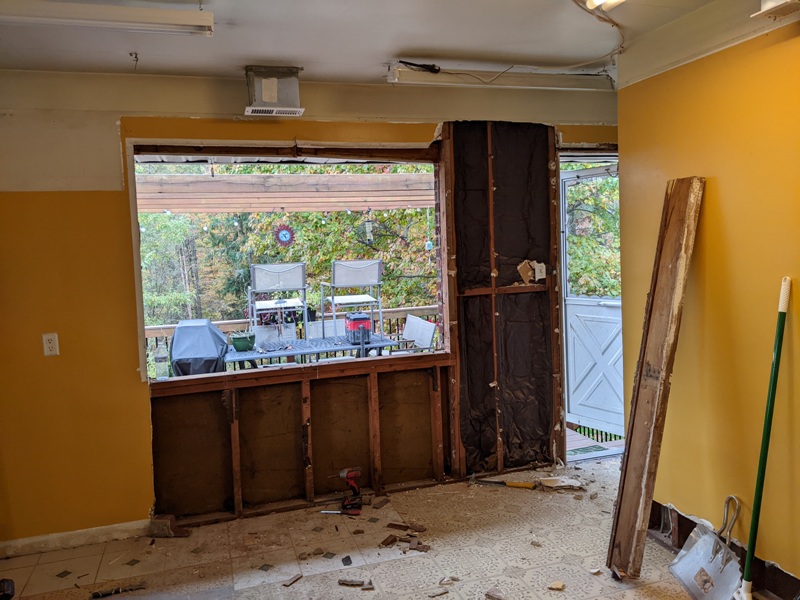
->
[564,171,620,298]
[135,163,437,326]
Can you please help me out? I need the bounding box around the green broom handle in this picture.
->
[743,276,791,584]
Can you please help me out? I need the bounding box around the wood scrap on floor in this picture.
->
[607,176,705,578]
[485,586,506,599]
[282,574,302,587]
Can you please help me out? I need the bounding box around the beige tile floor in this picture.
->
[0,457,693,599]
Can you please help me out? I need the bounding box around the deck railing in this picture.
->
[144,305,441,378]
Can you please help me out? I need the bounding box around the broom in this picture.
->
[735,276,791,600]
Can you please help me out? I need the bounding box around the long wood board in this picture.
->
[607,176,705,577]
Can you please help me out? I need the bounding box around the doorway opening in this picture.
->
[559,156,625,461]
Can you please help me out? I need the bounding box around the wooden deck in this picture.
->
[566,428,624,462]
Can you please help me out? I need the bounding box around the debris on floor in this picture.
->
[386,522,410,531]
[372,497,390,509]
[91,583,146,598]
[548,581,566,591]
[380,534,398,547]
[408,522,427,532]
[147,515,191,538]
[361,579,375,591]
[429,590,449,597]
[485,586,506,599]
[537,476,585,491]
[439,576,460,586]
[338,578,364,587]
[282,574,302,587]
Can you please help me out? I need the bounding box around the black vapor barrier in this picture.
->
[452,121,555,473]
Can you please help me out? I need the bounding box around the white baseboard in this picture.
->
[0,520,150,559]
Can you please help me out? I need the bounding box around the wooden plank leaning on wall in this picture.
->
[607,176,705,577]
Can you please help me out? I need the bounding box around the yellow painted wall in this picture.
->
[0,88,613,541]
[618,23,800,574]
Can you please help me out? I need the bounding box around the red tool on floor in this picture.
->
[328,467,363,512]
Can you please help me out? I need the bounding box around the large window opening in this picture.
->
[134,154,443,380]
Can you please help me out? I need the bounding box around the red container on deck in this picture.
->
[345,312,371,344]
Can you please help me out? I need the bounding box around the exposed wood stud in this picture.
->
[430,367,445,482]
[548,127,566,464]
[227,388,243,516]
[301,379,314,502]
[134,144,440,163]
[607,176,705,577]
[439,122,465,478]
[486,122,503,473]
[368,372,384,494]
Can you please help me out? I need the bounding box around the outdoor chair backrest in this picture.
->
[331,259,382,288]
[251,262,306,292]
[306,319,346,339]
[401,314,436,351]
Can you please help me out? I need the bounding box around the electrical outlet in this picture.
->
[42,332,59,356]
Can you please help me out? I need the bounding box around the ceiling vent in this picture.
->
[244,66,305,117]
[752,0,800,18]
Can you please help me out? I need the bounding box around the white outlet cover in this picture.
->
[43,332,59,356]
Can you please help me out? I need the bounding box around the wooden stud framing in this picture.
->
[429,367,444,481]
[486,123,504,473]
[368,372,384,494]
[607,176,705,577]
[223,388,244,516]
[548,127,566,464]
[438,122,466,478]
[301,378,314,502]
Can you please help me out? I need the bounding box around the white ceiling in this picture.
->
[0,0,715,84]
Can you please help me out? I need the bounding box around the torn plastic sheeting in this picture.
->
[491,122,551,287]
[497,294,552,467]
[459,295,498,473]
[453,121,491,290]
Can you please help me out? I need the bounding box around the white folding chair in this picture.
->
[248,263,309,339]
[392,314,437,355]
[320,259,384,338]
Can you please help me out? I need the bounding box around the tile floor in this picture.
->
[0,457,693,599]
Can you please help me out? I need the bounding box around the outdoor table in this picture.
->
[225,334,400,369]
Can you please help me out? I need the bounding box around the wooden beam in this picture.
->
[460,284,547,297]
[226,388,243,516]
[301,378,314,502]
[487,123,503,473]
[368,372,383,494]
[548,127,566,464]
[135,173,435,213]
[607,176,705,577]
[438,123,466,478]
[430,367,444,482]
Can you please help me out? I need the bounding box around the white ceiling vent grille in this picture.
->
[244,66,305,117]
[752,0,800,18]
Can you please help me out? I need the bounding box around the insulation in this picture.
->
[453,121,555,473]
[453,121,490,290]
[491,122,551,286]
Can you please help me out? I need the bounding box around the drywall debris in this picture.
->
[517,260,546,284]
[439,576,460,586]
[548,581,566,591]
[147,515,191,538]
[91,584,146,598]
[530,539,543,548]
[282,574,302,587]
[537,476,585,491]
[485,586,506,599]
[338,578,364,587]
[362,580,375,591]
[590,568,602,575]
[372,497,390,509]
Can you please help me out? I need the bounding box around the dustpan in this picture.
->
[669,495,742,599]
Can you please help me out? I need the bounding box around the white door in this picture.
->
[561,165,624,436]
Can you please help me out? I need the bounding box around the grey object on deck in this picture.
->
[170,319,227,376]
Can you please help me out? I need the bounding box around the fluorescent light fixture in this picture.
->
[0,0,214,36]
[387,64,614,92]
[586,0,627,11]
